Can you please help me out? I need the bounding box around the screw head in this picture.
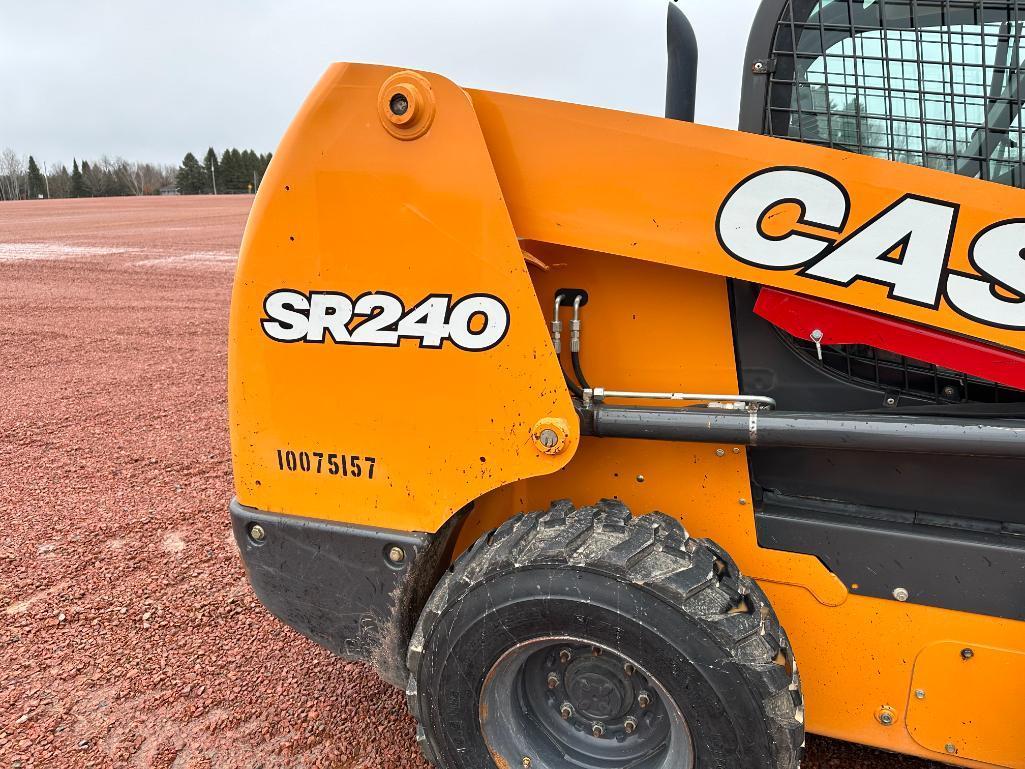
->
[885,396,897,407]
[387,546,405,564]
[915,689,926,699]
[961,647,974,661]
[249,524,266,542]
[753,60,766,71]
[559,648,572,664]
[738,498,748,506]
[946,743,957,754]
[521,757,532,768]
[636,474,645,483]
[732,447,741,454]
[715,448,726,457]
[942,385,957,398]
[547,673,560,689]
[879,711,894,726]
[591,722,605,738]
[892,587,909,602]
[560,703,573,720]
[637,692,651,709]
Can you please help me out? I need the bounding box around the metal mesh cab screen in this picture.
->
[762,0,1025,403]
[767,0,1025,187]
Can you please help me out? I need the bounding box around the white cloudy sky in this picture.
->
[0,1,760,168]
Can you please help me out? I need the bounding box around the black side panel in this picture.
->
[732,282,1025,525]
[665,3,698,121]
[230,499,459,687]
[756,494,1025,621]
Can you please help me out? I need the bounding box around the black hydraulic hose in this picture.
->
[571,350,591,391]
[564,370,583,398]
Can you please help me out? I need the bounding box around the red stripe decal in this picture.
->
[753,287,1025,391]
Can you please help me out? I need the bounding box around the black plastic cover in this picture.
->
[230,499,449,687]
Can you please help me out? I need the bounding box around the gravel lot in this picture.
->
[0,196,946,768]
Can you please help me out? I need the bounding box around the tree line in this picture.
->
[176,148,272,195]
[0,145,272,201]
[0,148,177,200]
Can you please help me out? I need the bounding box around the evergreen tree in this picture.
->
[70,159,87,198]
[27,156,45,198]
[203,147,219,194]
[176,152,207,194]
[219,148,241,193]
[80,160,95,196]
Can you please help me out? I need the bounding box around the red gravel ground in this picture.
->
[0,196,947,768]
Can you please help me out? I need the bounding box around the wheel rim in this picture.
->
[479,637,694,769]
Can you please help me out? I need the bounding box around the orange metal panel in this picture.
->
[469,88,1025,354]
[229,64,577,530]
[907,642,1025,766]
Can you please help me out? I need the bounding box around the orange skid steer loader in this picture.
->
[228,2,1025,767]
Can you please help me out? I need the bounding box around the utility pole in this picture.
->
[42,162,51,198]
[210,162,217,195]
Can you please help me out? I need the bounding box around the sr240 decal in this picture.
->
[717,166,1025,330]
[261,290,510,351]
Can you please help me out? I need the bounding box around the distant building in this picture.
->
[159,184,180,196]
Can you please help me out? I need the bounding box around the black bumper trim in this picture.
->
[230,499,447,687]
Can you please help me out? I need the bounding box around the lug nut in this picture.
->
[559,648,572,664]
[637,692,651,709]
[591,722,605,738]
[547,673,560,689]
[591,646,602,656]
[387,546,405,563]
[624,717,638,734]
[560,703,573,720]
[249,524,266,542]
[623,662,635,676]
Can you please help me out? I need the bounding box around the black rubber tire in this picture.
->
[406,499,804,769]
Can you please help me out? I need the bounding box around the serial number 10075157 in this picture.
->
[275,449,376,479]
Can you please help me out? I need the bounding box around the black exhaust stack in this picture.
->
[665,3,698,121]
